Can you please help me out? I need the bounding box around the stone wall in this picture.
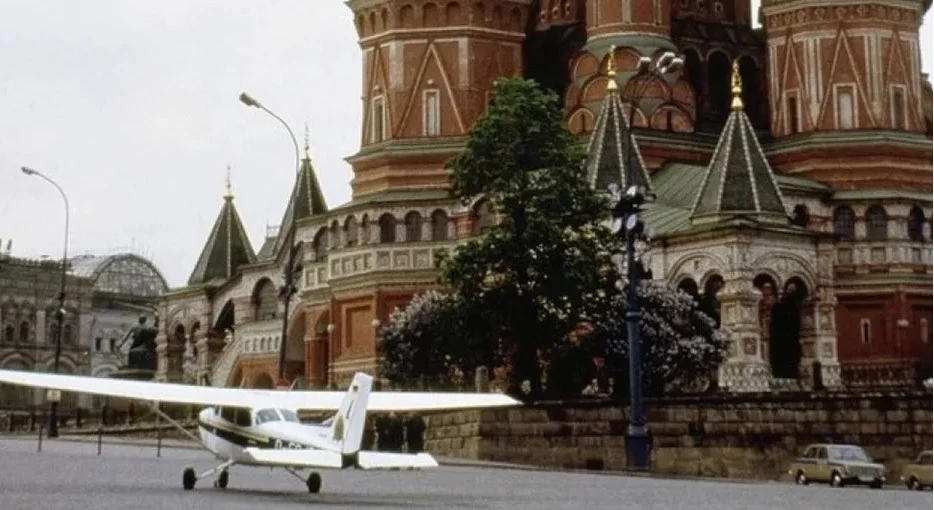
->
[423,390,933,481]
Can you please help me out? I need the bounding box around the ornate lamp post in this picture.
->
[20,166,70,438]
[604,49,681,471]
[239,92,302,390]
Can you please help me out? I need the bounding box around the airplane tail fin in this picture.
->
[328,372,372,455]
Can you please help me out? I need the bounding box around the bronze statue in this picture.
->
[120,316,158,371]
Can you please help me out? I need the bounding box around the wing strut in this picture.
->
[146,401,219,459]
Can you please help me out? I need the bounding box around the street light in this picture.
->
[239,92,302,390]
[21,166,70,438]
[609,183,654,471]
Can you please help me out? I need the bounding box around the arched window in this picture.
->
[360,214,371,244]
[63,324,73,344]
[832,206,855,240]
[3,325,13,343]
[405,212,423,242]
[431,210,450,241]
[676,277,699,300]
[313,228,327,260]
[908,206,925,242]
[865,205,888,241]
[378,214,396,243]
[791,204,809,227]
[48,322,60,344]
[329,220,341,249]
[344,216,359,247]
[19,322,30,343]
[253,279,278,320]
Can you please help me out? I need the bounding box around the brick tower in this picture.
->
[759,0,933,373]
[345,1,531,198]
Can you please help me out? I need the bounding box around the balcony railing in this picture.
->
[302,242,455,290]
[840,359,931,390]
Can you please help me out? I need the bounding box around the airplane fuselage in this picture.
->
[197,407,337,466]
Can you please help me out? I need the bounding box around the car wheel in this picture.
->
[908,477,921,491]
[794,471,808,486]
[830,471,844,488]
[869,479,883,489]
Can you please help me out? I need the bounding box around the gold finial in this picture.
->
[224,164,234,200]
[303,122,311,159]
[730,59,743,111]
[606,45,618,91]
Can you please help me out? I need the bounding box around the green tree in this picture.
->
[440,77,620,397]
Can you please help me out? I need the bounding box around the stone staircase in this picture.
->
[209,334,243,387]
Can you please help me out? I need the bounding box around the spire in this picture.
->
[606,44,618,91]
[730,59,743,111]
[268,138,329,258]
[584,45,653,194]
[224,164,234,200]
[187,172,256,286]
[689,60,789,226]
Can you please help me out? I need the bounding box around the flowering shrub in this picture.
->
[584,280,728,397]
[377,290,490,388]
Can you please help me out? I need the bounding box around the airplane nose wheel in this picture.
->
[213,470,229,489]
[182,468,197,490]
[306,472,322,493]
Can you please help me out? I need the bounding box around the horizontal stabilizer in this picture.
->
[356,451,439,470]
[241,448,343,469]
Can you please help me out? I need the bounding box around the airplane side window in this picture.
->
[255,408,280,425]
[279,409,300,422]
[219,406,237,423]
[235,408,252,427]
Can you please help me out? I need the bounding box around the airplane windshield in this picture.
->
[254,408,281,425]
[279,409,300,423]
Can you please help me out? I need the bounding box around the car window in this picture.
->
[830,446,869,462]
[920,454,932,465]
[804,447,816,458]
[817,447,827,459]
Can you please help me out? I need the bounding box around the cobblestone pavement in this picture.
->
[0,439,930,510]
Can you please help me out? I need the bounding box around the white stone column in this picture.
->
[717,279,771,392]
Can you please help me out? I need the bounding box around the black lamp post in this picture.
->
[604,48,682,471]
[239,92,302,389]
[609,183,652,470]
[21,166,70,438]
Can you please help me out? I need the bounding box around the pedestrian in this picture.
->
[375,413,391,451]
[405,413,426,454]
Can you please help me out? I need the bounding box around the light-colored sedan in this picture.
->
[788,444,885,488]
[900,450,932,491]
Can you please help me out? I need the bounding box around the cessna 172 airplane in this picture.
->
[0,368,519,494]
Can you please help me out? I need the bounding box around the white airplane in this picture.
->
[0,369,519,494]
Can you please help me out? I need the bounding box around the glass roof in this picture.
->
[69,254,168,297]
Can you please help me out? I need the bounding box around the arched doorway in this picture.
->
[754,274,779,366]
[284,310,306,385]
[676,277,700,302]
[253,372,275,389]
[699,274,724,329]
[769,277,808,379]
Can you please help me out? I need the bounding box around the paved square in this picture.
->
[0,439,929,510]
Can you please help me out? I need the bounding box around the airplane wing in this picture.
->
[0,369,520,411]
[356,451,439,470]
[241,448,344,469]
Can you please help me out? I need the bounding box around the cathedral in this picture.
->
[156,0,933,393]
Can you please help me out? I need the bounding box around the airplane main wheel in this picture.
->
[306,472,322,494]
[214,470,229,489]
[182,468,197,491]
